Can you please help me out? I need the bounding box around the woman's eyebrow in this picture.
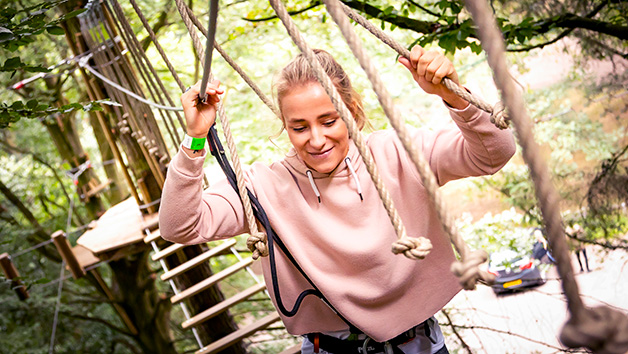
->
[317,111,339,119]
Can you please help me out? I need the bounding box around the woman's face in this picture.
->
[281,82,350,174]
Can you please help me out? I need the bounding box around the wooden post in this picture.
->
[51,230,86,279]
[0,253,29,300]
[90,268,139,335]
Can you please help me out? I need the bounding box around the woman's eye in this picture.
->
[323,119,336,127]
[291,126,306,132]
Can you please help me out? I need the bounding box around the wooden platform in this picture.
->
[77,197,158,256]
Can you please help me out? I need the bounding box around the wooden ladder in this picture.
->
[143,228,301,354]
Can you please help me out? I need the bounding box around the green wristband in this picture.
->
[182,134,206,150]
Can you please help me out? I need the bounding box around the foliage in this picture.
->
[0,0,85,52]
[0,99,121,129]
[459,208,535,256]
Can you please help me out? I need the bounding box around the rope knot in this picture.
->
[489,102,509,130]
[246,232,268,260]
[560,306,628,354]
[450,249,494,290]
[391,236,432,260]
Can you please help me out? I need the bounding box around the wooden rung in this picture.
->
[151,243,186,261]
[195,312,281,354]
[161,239,237,281]
[85,179,112,199]
[144,229,161,243]
[171,257,254,305]
[279,344,302,354]
[182,282,266,329]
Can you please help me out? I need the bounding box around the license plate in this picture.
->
[503,279,523,288]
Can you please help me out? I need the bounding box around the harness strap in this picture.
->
[207,126,360,333]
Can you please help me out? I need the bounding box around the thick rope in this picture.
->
[128,0,186,93]
[339,3,509,130]
[107,0,179,152]
[268,0,431,261]
[560,306,628,354]
[182,2,280,117]
[324,0,492,288]
[463,0,628,351]
[81,9,165,187]
[174,0,267,258]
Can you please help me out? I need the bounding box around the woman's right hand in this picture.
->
[181,79,224,138]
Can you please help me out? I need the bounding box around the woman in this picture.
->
[159,46,516,354]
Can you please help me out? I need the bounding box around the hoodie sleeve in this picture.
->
[159,148,248,245]
[419,102,516,185]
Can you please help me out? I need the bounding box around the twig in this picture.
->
[440,309,473,354]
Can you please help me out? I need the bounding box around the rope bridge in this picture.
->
[76,0,628,353]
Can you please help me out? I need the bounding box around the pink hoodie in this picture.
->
[159,103,516,342]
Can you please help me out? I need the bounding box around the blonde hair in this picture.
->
[273,49,366,130]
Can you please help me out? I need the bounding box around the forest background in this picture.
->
[1,0,627,353]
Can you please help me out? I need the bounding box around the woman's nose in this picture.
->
[309,127,326,149]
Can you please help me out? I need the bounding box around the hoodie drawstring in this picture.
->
[345,157,364,201]
[305,158,363,203]
[306,170,321,203]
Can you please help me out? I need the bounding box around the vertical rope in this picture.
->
[323,0,492,288]
[338,2,509,130]
[463,0,628,352]
[182,2,280,117]
[107,0,180,151]
[174,0,267,258]
[268,0,432,260]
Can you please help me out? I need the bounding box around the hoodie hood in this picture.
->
[282,140,364,203]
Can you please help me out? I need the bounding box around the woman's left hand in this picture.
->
[399,45,468,109]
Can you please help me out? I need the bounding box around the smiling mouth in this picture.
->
[308,147,333,159]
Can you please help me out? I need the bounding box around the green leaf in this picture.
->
[24,65,49,72]
[45,25,64,35]
[2,57,22,70]
[62,8,86,20]
[26,99,38,109]
[0,26,14,42]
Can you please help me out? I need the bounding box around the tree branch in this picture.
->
[405,0,440,18]
[243,0,439,34]
[140,9,171,51]
[441,321,587,352]
[59,310,133,337]
[508,28,574,52]
[440,309,473,354]
[243,1,322,22]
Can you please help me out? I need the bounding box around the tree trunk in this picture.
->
[107,250,178,354]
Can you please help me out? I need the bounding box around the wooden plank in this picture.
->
[0,253,29,300]
[161,239,237,282]
[279,344,302,354]
[77,197,157,254]
[151,243,186,261]
[195,312,281,354]
[52,230,86,279]
[72,244,100,269]
[182,282,266,329]
[144,229,161,244]
[171,257,253,304]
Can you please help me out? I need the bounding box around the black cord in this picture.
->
[206,126,359,331]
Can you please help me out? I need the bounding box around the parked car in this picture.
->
[488,249,547,294]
